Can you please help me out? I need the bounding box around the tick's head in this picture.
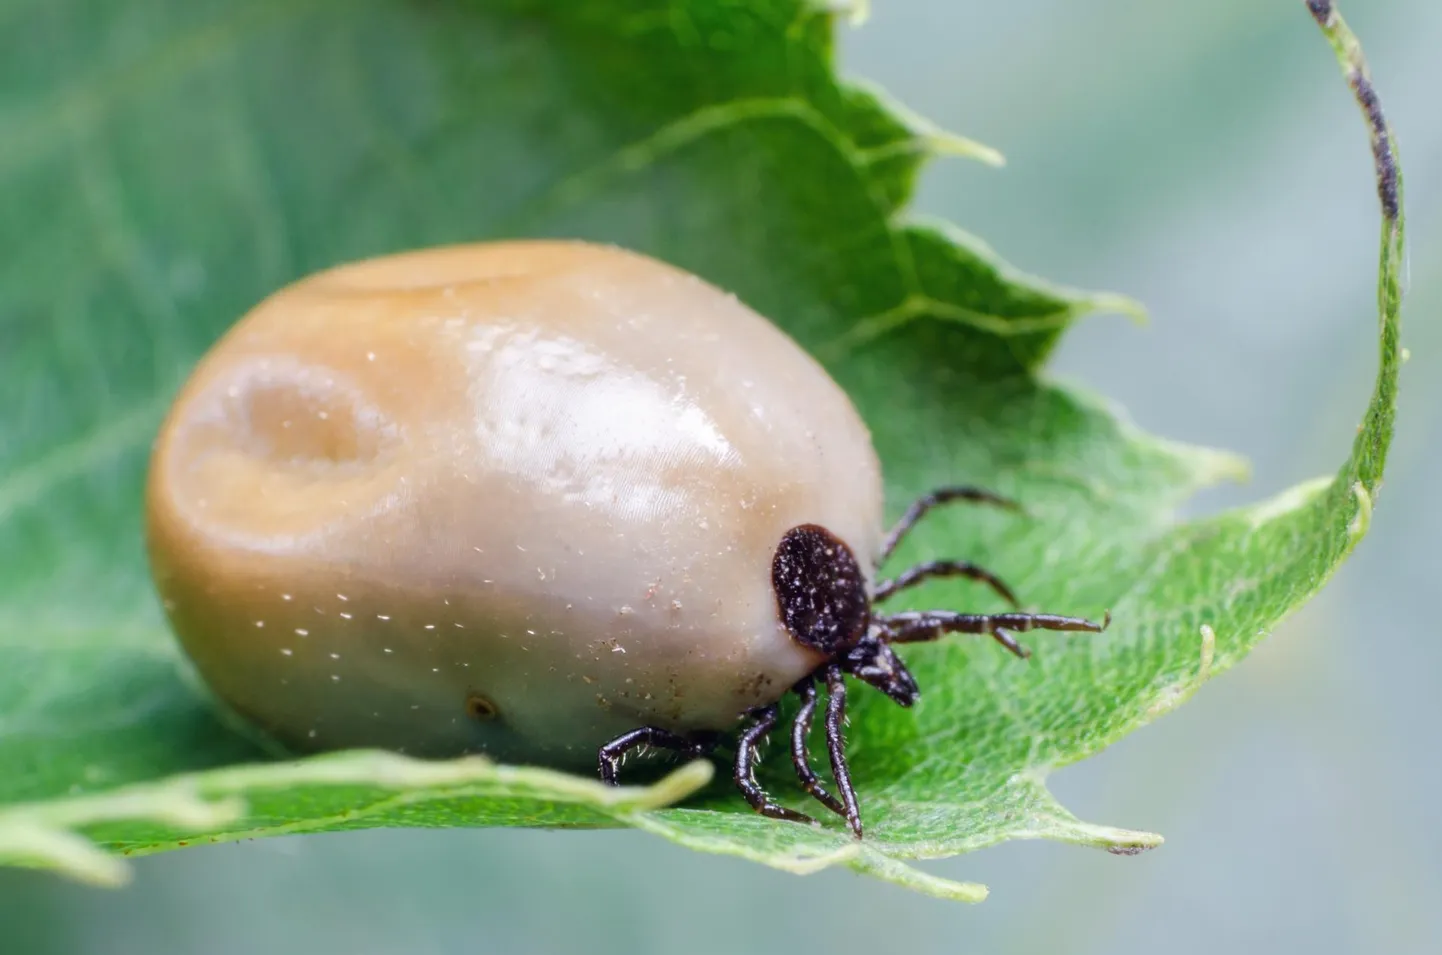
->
[772,523,870,658]
[842,636,920,707]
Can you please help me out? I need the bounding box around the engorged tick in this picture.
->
[145,240,1108,840]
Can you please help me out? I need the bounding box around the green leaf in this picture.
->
[0,0,1402,900]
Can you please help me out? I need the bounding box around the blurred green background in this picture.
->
[3,0,1438,952]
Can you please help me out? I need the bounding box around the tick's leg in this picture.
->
[880,609,1110,658]
[790,677,846,818]
[736,704,815,825]
[823,664,863,838]
[598,726,718,785]
[874,559,1021,608]
[880,486,1019,562]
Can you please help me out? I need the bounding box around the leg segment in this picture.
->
[735,704,816,825]
[790,677,846,818]
[880,486,1019,562]
[880,609,1110,658]
[823,664,863,838]
[874,559,1020,608]
[598,726,717,785]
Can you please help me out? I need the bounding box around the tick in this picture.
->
[146,240,1107,838]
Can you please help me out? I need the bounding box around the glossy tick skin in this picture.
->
[146,240,1108,839]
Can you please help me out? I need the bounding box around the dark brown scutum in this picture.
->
[771,524,868,655]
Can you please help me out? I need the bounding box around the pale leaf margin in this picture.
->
[0,752,714,886]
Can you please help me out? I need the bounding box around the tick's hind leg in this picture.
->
[598,726,719,785]
[880,486,1019,561]
[790,677,846,818]
[736,703,815,826]
[822,664,863,838]
[874,559,1021,608]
